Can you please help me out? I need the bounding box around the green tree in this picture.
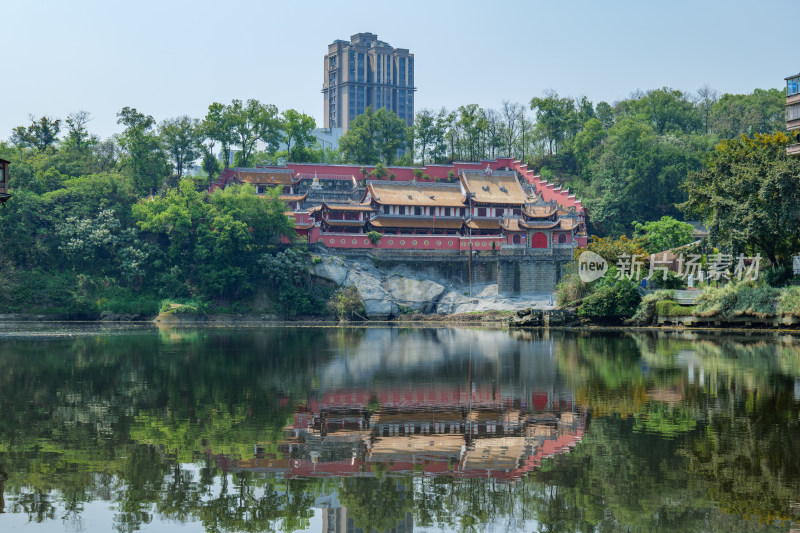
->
[681,132,800,266]
[280,109,316,162]
[133,180,295,299]
[229,99,281,167]
[116,107,169,195]
[159,116,202,179]
[710,88,784,139]
[339,107,408,165]
[63,111,94,153]
[413,108,438,165]
[618,87,701,135]
[633,216,696,253]
[202,102,236,169]
[529,91,577,154]
[11,115,62,151]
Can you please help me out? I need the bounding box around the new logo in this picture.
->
[578,251,608,282]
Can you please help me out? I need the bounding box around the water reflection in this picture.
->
[0,326,798,532]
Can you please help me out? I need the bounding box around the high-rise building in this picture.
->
[785,72,800,155]
[323,32,415,133]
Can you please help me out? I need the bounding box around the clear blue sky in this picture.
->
[2,0,796,140]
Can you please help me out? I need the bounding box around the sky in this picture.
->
[2,0,797,140]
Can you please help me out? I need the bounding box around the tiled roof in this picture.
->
[322,203,376,212]
[501,219,525,232]
[467,218,502,230]
[369,216,464,229]
[237,168,298,185]
[520,219,560,230]
[558,218,580,231]
[322,220,366,227]
[523,205,557,218]
[279,192,309,202]
[366,181,466,207]
[460,170,528,205]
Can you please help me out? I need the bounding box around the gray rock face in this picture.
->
[436,290,473,315]
[313,257,349,285]
[384,276,446,313]
[344,270,398,320]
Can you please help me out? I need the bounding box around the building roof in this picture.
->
[501,219,525,232]
[279,192,309,202]
[467,219,502,230]
[322,220,366,227]
[523,205,557,218]
[365,181,465,207]
[369,434,464,458]
[519,219,561,230]
[236,168,298,185]
[460,170,528,205]
[369,216,464,230]
[322,202,376,212]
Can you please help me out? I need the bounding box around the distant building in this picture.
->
[323,32,415,133]
[0,158,9,203]
[786,73,800,155]
[311,127,343,151]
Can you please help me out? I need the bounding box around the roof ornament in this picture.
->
[482,185,490,192]
[499,185,508,193]
[484,164,493,176]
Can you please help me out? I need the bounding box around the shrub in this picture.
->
[630,290,674,325]
[578,277,641,319]
[654,300,689,317]
[367,231,382,245]
[555,262,589,308]
[778,287,800,317]
[764,265,792,287]
[694,283,778,318]
[311,255,322,265]
[327,286,365,320]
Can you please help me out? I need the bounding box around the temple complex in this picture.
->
[213,157,588,252]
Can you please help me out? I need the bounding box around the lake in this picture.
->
[1,324,799,532]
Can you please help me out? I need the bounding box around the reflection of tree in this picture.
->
[1,328,799,531]
[338,474,413,533]
[685,388,800,524]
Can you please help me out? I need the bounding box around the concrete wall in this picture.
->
[498,259,561,295]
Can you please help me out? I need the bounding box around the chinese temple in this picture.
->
[213,157,588,251]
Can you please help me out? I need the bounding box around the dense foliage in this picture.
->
[1,83,789,317]
[0,108,318,316]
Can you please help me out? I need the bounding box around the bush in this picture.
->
[764,265,792,287]
[367,231,382,245]
[327,286,365,320]
[578,277,641,319]
[778,287,800,317]
[311,255,322,265]
[555,262,589,308]
[693,283,778,318]
[630,290,674,325]
[654,300,691,317]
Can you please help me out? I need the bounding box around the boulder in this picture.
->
[477,284,498,298]
[344,270,398,320]
[384,276,446,313]
[313,256,349,285]
[436,290,473,315]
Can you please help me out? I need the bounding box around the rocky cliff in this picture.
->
[311,251,555,320]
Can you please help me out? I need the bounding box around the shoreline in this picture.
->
[1,311,799,336]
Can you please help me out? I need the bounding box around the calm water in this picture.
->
[1,324,799,533]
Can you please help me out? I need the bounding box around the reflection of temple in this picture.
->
[212,386,583,483]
